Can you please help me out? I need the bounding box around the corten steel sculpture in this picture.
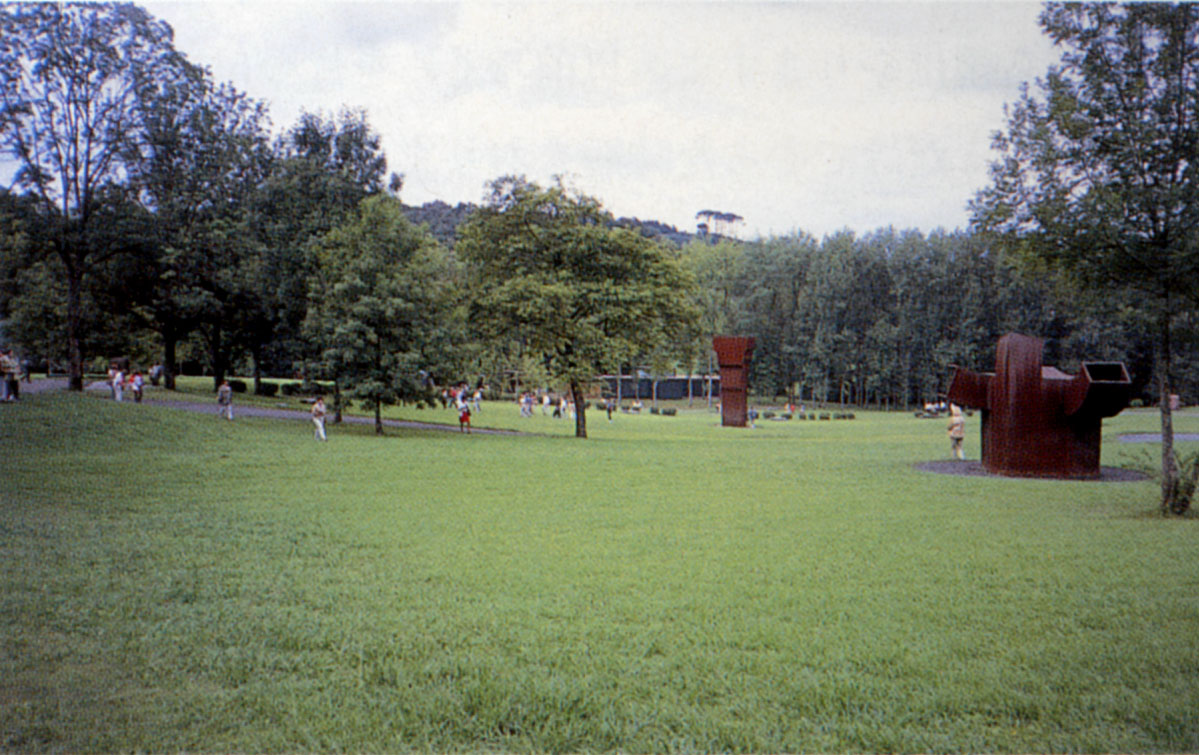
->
[947,333,1131,479]
[713,336,755,427]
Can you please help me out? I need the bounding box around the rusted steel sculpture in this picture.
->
[947,333,1131,478]
[713,336,756,427]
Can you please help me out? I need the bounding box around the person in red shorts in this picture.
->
[459,403,471,433]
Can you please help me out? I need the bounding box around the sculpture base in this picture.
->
[914,460,1147,482]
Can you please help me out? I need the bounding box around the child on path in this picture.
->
[312,396,327,441]
[217,380,233,420]
[947,404,966,460]
[459,403,472,433]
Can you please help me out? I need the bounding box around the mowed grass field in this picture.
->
[2,385,1198,752]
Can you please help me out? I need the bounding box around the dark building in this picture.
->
[600,375,719,400]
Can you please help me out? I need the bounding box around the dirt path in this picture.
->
[20,378,527,436]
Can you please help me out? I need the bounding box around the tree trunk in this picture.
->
[1158,309,1182,514]
[163,328,178,391]
[333,377,343,423]
[251,344,262,395]
[65,260,84,391]
[571,380,587,438]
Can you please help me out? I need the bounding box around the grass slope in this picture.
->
[1,390,1198,752]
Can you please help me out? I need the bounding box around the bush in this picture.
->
[649,406,660,414]
[819,413,831,420]
[781,413,792,420]
[661,408,677,416]
[763,411,775,419]
[228,379,248,393]
[255,382,279,397]
[280,382,304,396]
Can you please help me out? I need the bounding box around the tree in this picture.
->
[0,2,189,389]
[250,108,391,389]
[458,176,700,438]
[129,68,273,390]
[972,3,1199,514]
[306,195,452,435]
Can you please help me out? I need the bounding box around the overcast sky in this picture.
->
[140,2,1060,240]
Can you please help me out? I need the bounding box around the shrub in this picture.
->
[649,406,660,414]
[280,382,304,396]
[763,411,775,419]
[661,408,677,416]
[255,382,279,397]
[781,413,792,420]
[819,413,831,420]
[229,379,248,393]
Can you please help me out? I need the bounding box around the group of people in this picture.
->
[107,365,145,403]
[517,391,580,420]
[440,384,481,433]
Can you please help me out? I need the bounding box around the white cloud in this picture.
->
[140,2,1062,238]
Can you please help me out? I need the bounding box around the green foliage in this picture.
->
[0,2,192,388]
[306,195,456,434]
[458,176,700,437]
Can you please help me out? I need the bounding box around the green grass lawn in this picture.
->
[2,389,1198,752]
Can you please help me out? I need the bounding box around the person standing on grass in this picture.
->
[217,380,233,420]
[130,371,144,403]
[947,403,966,460]
[112,366,124,402]
[459,402,471,433]
[0,349,17,401]
[312,395,328,441]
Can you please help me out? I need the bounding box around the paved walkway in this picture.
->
[20,378,527,436]
[1118,433,1199,443]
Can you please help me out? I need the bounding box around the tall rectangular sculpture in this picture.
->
[713,336,755,427]
[947,333,1131,478]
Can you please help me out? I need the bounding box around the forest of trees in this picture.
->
[3,3,1199,455]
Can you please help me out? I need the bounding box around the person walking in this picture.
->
[947,403,966,460]
[312,395,328,441]
[458,403,472,433]
[216,380,233,420]
[0,349,17,401]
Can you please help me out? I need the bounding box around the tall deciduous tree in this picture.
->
[972,3,1199,514]
[251,108,391,387]
[458,176,700,438]
[0,2,189,389]
[307,194,452,435]
[130,69,273,390]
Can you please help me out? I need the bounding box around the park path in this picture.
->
[18,378,528,436]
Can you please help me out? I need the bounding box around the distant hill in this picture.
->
[403,201,698,249]
[402,200,477,248]
[612,217,695,247]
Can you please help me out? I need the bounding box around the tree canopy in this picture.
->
[458,176,700,438]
